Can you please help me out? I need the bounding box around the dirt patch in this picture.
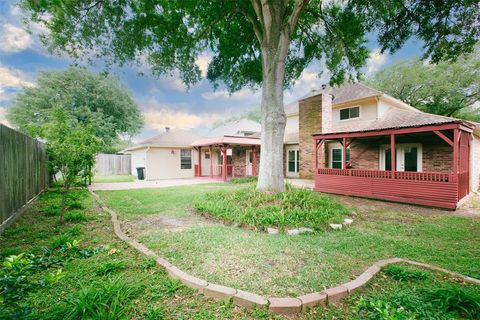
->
[330,193,480,219]
[123,213,215,234]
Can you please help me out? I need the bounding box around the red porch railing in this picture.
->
[204,164,256,178]
[317,168,452,182]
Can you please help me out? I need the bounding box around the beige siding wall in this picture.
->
[285,114,299,134]
[145,147,198,180]
[200,148,220,176]
[471,135,480,192]
[128,148,147,176]
[332,100,378,125]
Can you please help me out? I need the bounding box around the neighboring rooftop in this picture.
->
[206,119,261,137]
[123,128,203,151]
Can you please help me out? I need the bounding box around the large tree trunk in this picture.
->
[256,10,290,192]
[256,57,287,191]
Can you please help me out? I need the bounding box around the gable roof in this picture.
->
[206,119,261,137]
[285,82,411,116]
[123,128,203,151]
[322,108,473,135]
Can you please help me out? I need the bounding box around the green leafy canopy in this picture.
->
[20,1,479,92]
[7,66,143,149]
[367,45,480,121]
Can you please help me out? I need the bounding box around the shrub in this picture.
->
[96,260,127,276]
[383,265,430,282]
[41,203,61,216]
[354,283,480,319]
[229,176,258,184]
[194,184,349,230]
[64,210,88,222]
[64,225,83,237]
[421,285,480,318]
[50,234,75,249]
[52,277,140,320]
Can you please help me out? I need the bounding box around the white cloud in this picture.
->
[139,98,221,130]
[0,65,35,89]
[0,23,33,53]
[0,108,11,128]
[202,87,259,100]
[195,54,212,77]
[366,48,387,75]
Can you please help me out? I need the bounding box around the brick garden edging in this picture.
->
[89,189,480,315]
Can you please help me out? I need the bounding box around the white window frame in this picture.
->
[379,143,423,172]
[339,105,361,121]
[180,149,192,169]
[285,146,299,177]
[329,147,350,169]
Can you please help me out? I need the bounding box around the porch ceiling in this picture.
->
[190,135,261,147]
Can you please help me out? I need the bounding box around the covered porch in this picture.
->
[312,122,474,209]
[191,136,260,181]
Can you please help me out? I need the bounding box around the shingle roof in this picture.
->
[124,129,203,151]
[206,119,261,137]
[285,83,383,115]
[190,135,261,147]
[323,108,469,135]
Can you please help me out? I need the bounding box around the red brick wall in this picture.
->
[299,94,332,178]
[231,146,260,176]
[423,143,452,173]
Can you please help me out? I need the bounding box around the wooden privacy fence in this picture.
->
[94,153,131,175]
[0,124,49,231]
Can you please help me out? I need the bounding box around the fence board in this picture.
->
[93,153,131,175]
[0,124,48,229]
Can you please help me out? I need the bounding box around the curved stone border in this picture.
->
[89,189,480,315]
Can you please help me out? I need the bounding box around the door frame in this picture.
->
[246,150,253,176]
[379,143,423,172]
[285,145,299,178]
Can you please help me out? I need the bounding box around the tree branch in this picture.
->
[287,0,310,35]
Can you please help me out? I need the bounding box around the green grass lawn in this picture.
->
[92,174,136,183]
[98,183,480,298]
[1,186,479,319]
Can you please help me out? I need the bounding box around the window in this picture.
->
[205,151,210,159]
[331,148,350,169]
[180,149,192,169]
[340,106,360,120]
[288,149,299,173]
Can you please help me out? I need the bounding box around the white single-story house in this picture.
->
[123,119,261,180]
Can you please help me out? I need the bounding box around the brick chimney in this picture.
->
[298,93,332,178]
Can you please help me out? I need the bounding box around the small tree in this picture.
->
[8,66,143,149]
[42,107,101,223]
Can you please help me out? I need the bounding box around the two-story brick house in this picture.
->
[283,83,480,209]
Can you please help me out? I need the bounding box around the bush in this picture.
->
[64,210,88,222]
[194,184,349,230]
[229,176,258,184]
[50,234,75,249]
[52,277,140,320]
[96,260,127,276]
[355,283,480,319]
[383,265,430,282]
[41,203,61,216]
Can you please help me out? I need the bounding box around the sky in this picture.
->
[0,1,424,141]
